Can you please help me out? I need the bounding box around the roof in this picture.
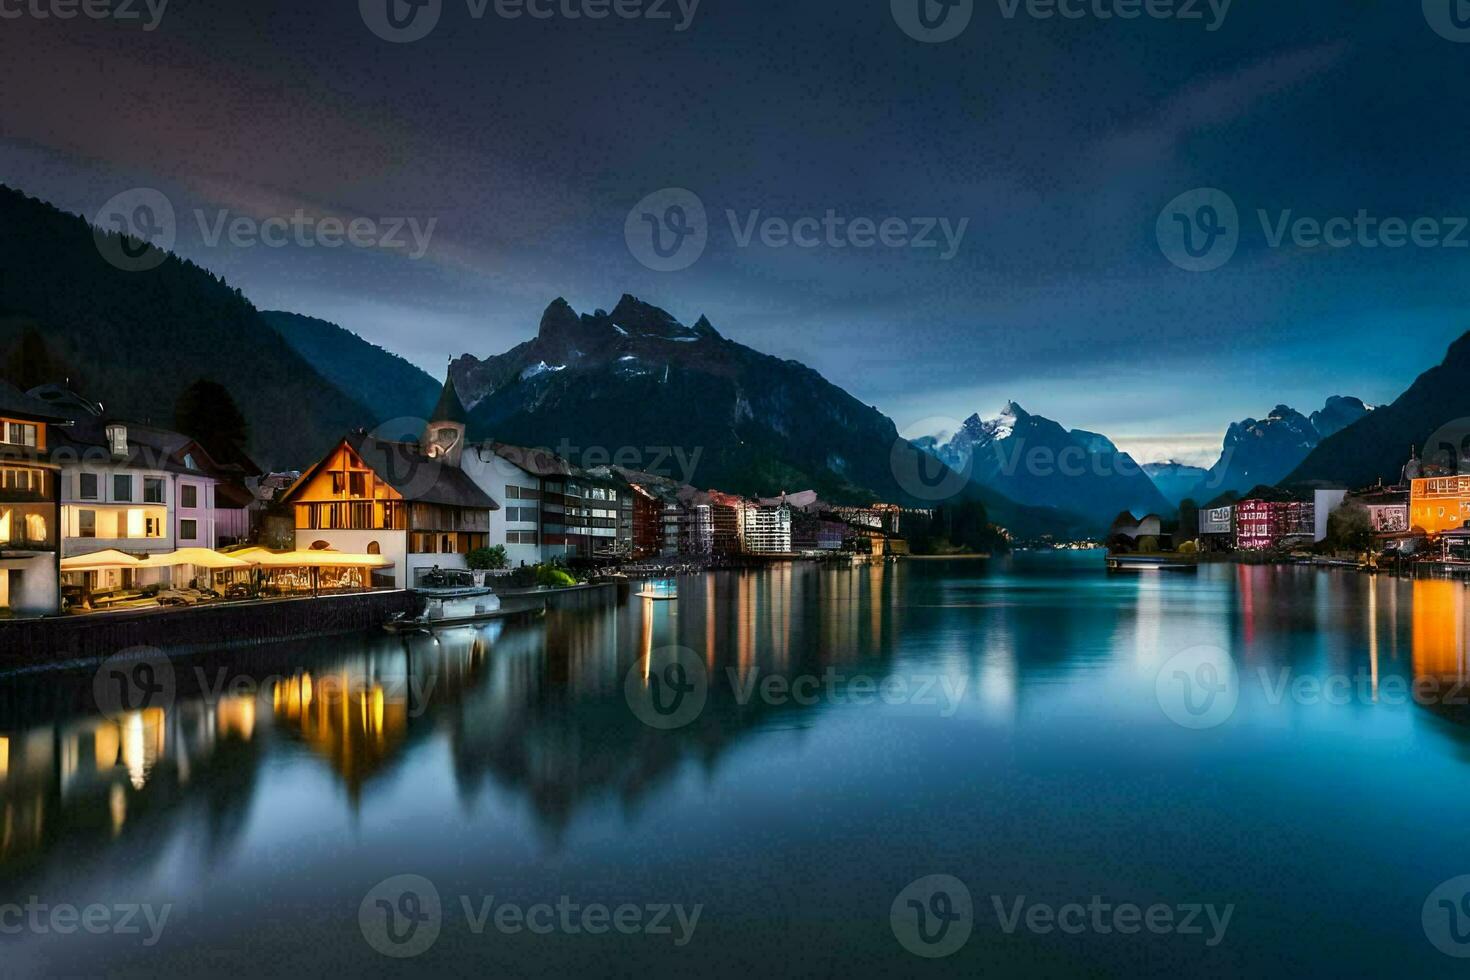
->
[430,375,469,426]
[0,380,70,423]
[479,441,576,478]
[46,414,232,478]
[346,432,499,510]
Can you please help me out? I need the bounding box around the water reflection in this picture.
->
[6,559,1470,892]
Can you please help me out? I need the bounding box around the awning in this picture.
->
[135,548,254,570]
[225,547,392,569]
[60,549,143,571]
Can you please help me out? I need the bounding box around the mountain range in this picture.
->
[447,295,1085,535]
[1189,397,1371,503]
[1287,336,1470,488]
[918,402,1171,529]
[1142,461,1209,508]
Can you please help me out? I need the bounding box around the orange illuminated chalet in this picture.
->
[280,428,499,589]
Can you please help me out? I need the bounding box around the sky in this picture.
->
[4,1,1470,467]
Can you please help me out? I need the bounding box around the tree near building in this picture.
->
[174,379,250,466]
[1325,501,1373,554]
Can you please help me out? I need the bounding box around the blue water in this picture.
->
[3,552,1469,976]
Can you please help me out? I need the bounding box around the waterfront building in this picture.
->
[705,489,752,554]
[1409,475,1470,535]
[0,383,64,616]
[1234,499,1314,551]
[1198,504,1234,547]
[625,482,664,559]
[745,503,792,553]
[31,386,253,595]
[281,421,498,589]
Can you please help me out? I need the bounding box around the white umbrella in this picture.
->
[60,549,142,571]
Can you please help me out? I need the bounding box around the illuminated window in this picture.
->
[5,422,37,448]
[79,510,96,538]
[25,513,45,542]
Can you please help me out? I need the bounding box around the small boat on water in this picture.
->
[1105,553,1199,572]
[385,586,546,632]
[636,578,679,600]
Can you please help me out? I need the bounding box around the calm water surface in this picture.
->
[4,552,1470,977]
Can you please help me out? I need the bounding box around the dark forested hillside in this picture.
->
[0,185,375,469]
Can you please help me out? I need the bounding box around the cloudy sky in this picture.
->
[4,1,1470,465]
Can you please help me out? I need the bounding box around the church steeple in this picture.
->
[424,370,467,465]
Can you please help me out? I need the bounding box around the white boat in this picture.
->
[636,578,679,600]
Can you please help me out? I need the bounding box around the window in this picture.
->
[5,422,37,448]
[180,519,198,540]
[349,473,367,498]
[105,424,127,456]
[505,485,520,500]
[113,475,133,502]
[79,510,96,538]
[367,541,381,555]
[79,473,98,500]
[180,484,197,508]
[331,473,346,495]
[145,478,166,504]
[145,516,163,537]
[183,453,199,471]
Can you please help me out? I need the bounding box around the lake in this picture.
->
[4,552,1470,976]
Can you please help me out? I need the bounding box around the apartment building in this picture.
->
[0,383,63,616]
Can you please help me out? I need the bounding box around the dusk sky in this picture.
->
[5,1,1470,465]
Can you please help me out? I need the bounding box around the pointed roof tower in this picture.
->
[430,372,468,425]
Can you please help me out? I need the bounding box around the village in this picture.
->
[0,373,928,621]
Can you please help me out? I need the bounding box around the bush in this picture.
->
[1136,536,1160,554]
[535,564,578,588]
[1177,539,1199,555]
[467,545,508,571]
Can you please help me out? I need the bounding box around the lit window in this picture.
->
[79,510,96,538]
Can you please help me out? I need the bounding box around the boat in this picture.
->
[385,586,547,632]
[1105,553,1199,572]
[635,578,679,600]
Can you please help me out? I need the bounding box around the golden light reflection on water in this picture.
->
[1412,579,1469,680]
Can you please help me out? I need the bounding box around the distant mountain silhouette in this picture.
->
[0,184,375,469]
[1287,334,1470,488]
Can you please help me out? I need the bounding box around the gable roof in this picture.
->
[0,380,69,423]
[286,432,499,510]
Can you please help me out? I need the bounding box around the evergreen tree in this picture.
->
[175,379,250,466]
